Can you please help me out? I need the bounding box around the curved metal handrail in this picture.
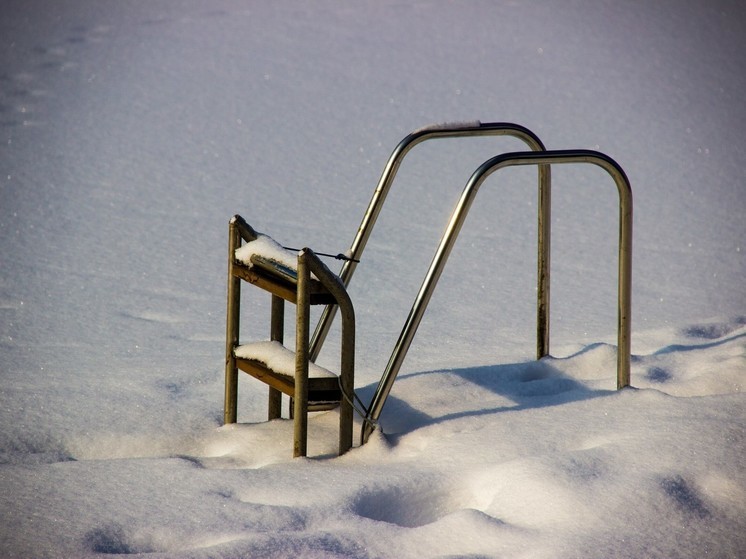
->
[298,248,356,456]
[310,121,552,362]
[362,149,633,442]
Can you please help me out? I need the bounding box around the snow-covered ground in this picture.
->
[1,1,744,557]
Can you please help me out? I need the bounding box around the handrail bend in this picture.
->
[310,121,551,362]
[362,149,633,443]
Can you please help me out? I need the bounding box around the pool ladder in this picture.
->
[225,121,632,453]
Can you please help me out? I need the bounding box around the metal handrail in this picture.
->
[309,121,552,363]
[362,149,633,443]
[297,248,356,456]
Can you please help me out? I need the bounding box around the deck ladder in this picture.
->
[224,121,632,454]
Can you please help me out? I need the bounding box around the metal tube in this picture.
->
[268,295,284,420]
[362,149,632,442]
[294,252,311,458]
[224,220,241,424]
[537,163,551,359]
[304,250,356,454]
[224,215,259,425]
[309,122,551,362]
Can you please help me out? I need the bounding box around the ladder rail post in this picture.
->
[611,163,633,389]
[537,162,551,359]
[309,122,551,362]
[304,250,356,455]
[268,295,284,420]
[362,149,632,443]
[294,251,311,458]
[224,215,259,425]
[224,219,241,424]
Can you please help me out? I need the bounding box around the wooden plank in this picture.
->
[231,263,336,305]
[250,254,299,284]
[231,265,298,302]
[235,358,341,403]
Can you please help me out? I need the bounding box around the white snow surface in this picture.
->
[234,232,300,272]
[235,341,337,379]
[1,1,745,558]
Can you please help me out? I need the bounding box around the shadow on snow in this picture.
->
[360,355,612,437]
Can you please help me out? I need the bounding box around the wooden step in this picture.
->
[231,254,336,305]
[234,341,341,408]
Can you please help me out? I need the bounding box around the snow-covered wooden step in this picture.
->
[234,340,342,407]
[231,233,336,305]
[235,341,337,378]
[234,232,299,273]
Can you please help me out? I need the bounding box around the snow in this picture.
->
[1,0,744,557]
[235,341,337,379]
[235,232,300,272]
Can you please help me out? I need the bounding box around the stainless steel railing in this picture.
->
[362,149,632,442]
[309,121,552,362]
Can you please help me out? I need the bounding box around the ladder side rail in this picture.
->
[224,215,262,425]
[310,121,551,362]
[301,248,356,454]
[294,252,311,457]
[362,149,632,443]
[224,219,243,424]
[268,295,284,420]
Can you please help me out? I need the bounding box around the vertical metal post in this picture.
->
[224,220,241,424]
[615,172,633,389]
[294,251,310,458]
[268,295,284,419]
[537,163,551,359]
[304,250,356,455]
[338,315,355,454]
